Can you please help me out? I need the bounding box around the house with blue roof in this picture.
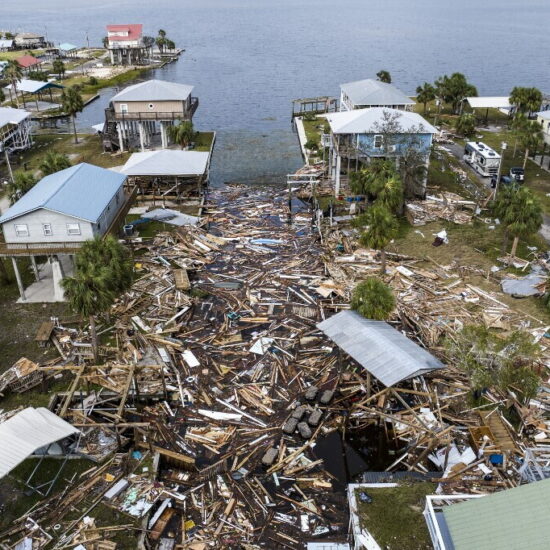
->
[0,163,127,245]
[0,163,129,301]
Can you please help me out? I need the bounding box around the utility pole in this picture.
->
[494,141,508,197]
[0,143,14,184]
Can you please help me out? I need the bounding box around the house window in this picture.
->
[373,134,383,148]
[43,223,53,236]
[14,224,29,237]
[148,103,154,110]
[120,104,128,114]
[66,223,81,235]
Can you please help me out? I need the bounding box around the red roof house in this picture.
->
[106,24,143,44]
[16,55,42,69]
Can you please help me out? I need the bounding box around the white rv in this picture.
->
[463,141,501,177]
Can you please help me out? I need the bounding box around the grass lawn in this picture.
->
[391,218,550,324]
[0,49,45,61]
[302,117,328,148]
[0,134,131,182]
[194,131,216,152]
[0,457,94,531]
[355,482,436,550]
[0,256,71,374]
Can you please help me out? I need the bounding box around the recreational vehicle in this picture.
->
[463,141,501,177]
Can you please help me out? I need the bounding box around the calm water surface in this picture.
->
[2,0,549,185]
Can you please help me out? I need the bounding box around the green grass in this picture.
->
[0,457,93,531]
[0,49,45,61]
[194,131,215,152]
[355,482,436,550]
[126,214,173,239]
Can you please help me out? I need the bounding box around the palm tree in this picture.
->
[455,113,476,137]
[4,60,23,107]
[6,171,36,204]
[434,73,477,114]
[376,70,391,84]
[39,151,72,176]
[358,204,398,273]
[351,277,395,320]
[505,187,542,258]
[61,86,84,144]
[156,29,167,53]
[167,120,195,149]
[166,39,175,52]
[62,263,115,361]
[0,89,5,104]
[511,114,530,156]
[416,83,436,113]
[52,59,65,80]
[63,236,133,360]
[493,184,517,254]
[510,87,543,116]
[518,120,543,169]
[350,159,397,197]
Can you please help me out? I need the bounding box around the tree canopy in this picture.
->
[509,86,543,115]
[376,70,391,84]
[61,86,84,144]
[351,277,395,320]
[434,72,477,114]
[39,151,71,176]
[7,171,36,205]
[416,82,436,113]
[455,113,476,137]
[167,120,195,149]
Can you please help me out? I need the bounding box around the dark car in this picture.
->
[491,175,512,188]
[510,167,525,182]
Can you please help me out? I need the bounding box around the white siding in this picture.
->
[2,209,94,244]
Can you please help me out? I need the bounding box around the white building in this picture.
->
[339,79,415,112]
[536,111,550,146]
[0,163,131,301]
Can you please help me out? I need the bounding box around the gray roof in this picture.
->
[0,163,126,224]
[340,79,415,107]
[443,478,550,550]
[0,107,30,129]
[0,407,79,478]
[317,311,443,386]
[111,79,194,103]
[5,79,64,94]
[120,150,210,177]
[326,107,437,135]
[0,39,13,48]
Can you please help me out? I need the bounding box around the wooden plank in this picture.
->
[174,268,190,291]
[35,321,55,344]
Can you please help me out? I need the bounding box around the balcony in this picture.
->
[105,98,199,123]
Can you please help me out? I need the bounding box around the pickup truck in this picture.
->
[510,167,525,182]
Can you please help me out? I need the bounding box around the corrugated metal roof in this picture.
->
[5,79,64,94]
[0,107,30,128]
[0,407,79,478]
[316,311,443,387]
[111,79,194,103]
[0,163,126,224]
[120,150,210,177]
[340,79,415,107]
[443,478,550,550]
[326,107,438,135]
[16,55,42,68]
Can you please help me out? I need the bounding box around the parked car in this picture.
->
[510,167,525,182]
[491,175,513,188]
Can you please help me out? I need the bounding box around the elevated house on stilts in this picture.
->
[101,79,199,153]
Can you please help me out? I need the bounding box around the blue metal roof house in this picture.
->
[325,107,438,197]
[0,163,128,247]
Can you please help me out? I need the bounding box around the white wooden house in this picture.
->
[339,79,415,112]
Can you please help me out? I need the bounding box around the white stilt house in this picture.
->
[102,79,198,153]
[0,107,33,154]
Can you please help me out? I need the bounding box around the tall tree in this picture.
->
[39,151,71,176]
[6,171,36,204]
[518,119,543,169]
[510,86,543,116]
[52,59,65,80]
[511,113,530,156]
[156,29,167,53]
[505,186,542,258]
[167,120,195,149]
[61,86,84,144]
[416,82,436,113]
[0,88,5,104]
[4,60,23,107]
[358,204,398,273]
[455,113,476,137]
[62,236,133,360]
[351,277,395,320]
[376,70,392,84]
[434,73,477,114]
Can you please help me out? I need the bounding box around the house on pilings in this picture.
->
[101,79,199,153]
[105,24,149,65]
